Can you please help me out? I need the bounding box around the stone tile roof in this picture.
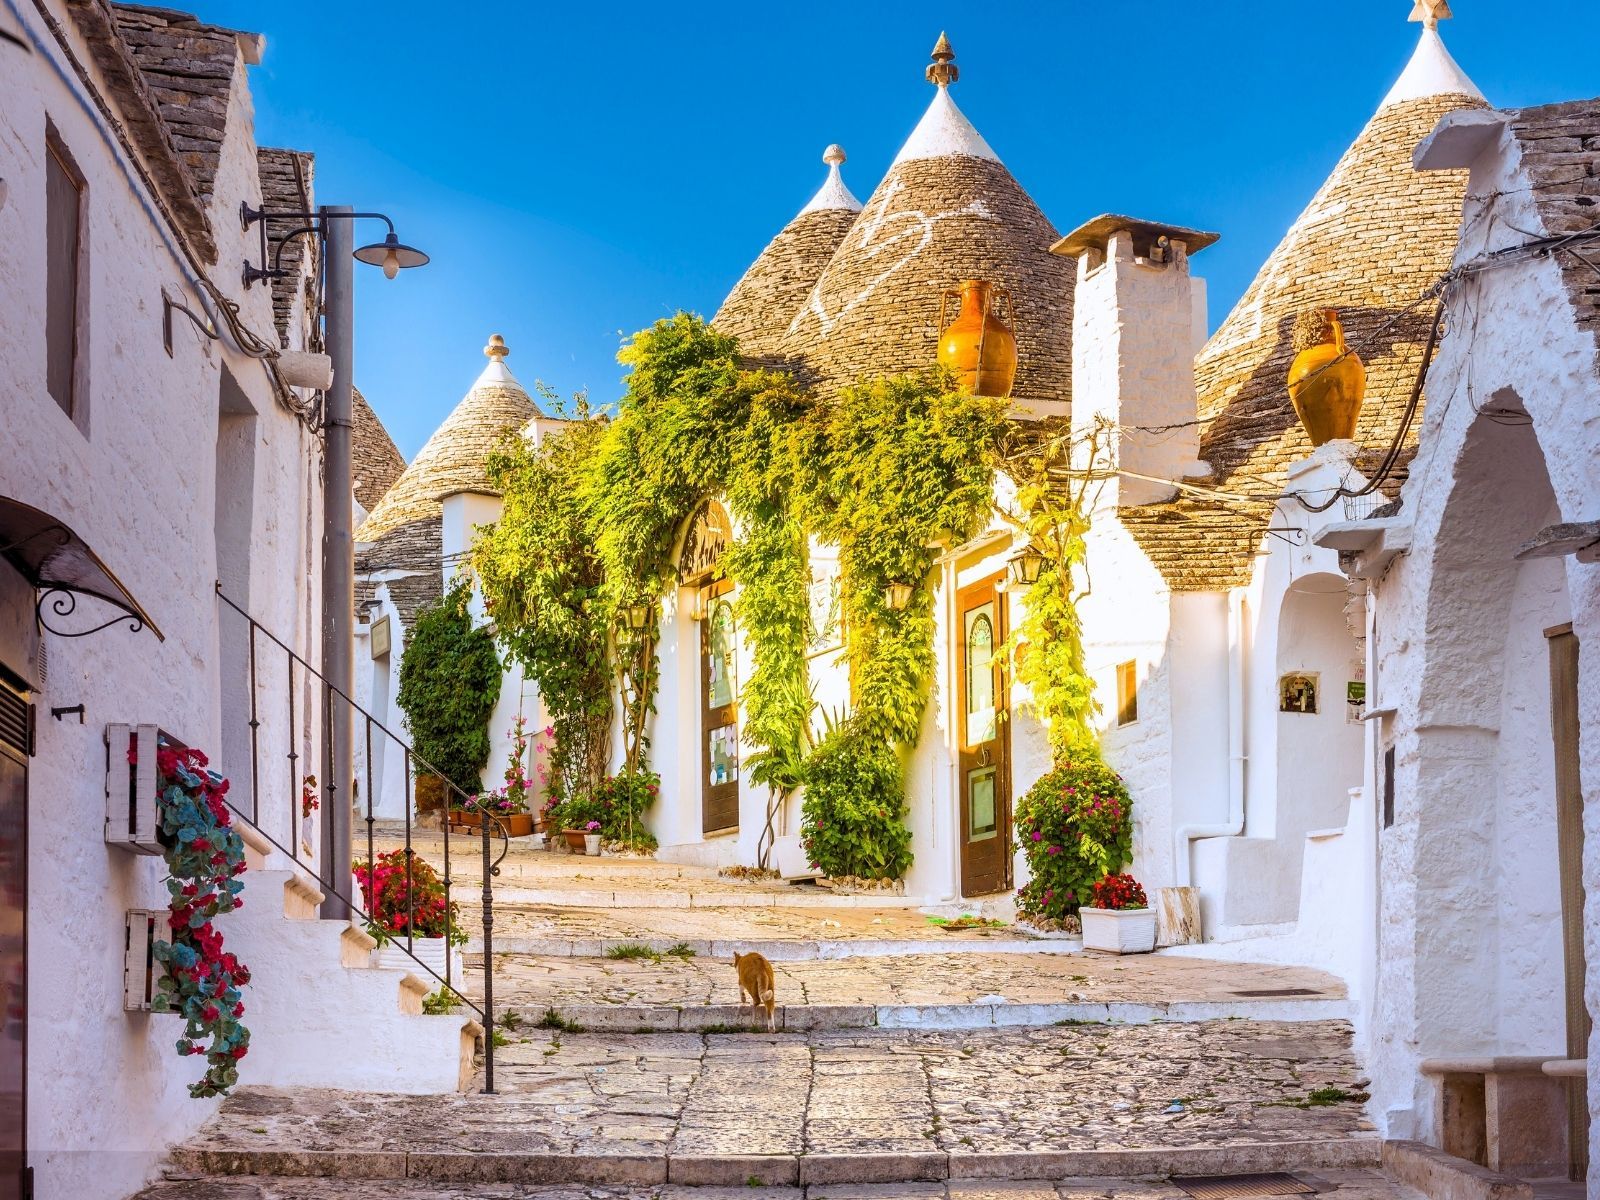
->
[780,83,1073,409]
[713,148,862,360]
[256,147,317,347]
[63,0,216,261]
[353,388,406,515]
[111,5,242,207]
[1124,75,1487,591]
[1508,98,1600,369]
[355,337,538,596]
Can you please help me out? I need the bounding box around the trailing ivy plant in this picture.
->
[803,371,1008,748]
[396,577,503,797]
[473,398,612,806]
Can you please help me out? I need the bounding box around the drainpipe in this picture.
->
[1174,590,1248,886]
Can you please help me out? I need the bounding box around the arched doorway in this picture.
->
[1404,405,1581,1174]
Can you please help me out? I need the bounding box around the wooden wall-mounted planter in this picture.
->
[105,723,167,854]
[123,908,176,1013]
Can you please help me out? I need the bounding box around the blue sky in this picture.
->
[206,1,1596,459]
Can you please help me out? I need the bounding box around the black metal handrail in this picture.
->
[214,584,509,1092]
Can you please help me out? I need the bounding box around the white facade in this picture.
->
[1321,104,1599,1170]
[1,7,474,1196]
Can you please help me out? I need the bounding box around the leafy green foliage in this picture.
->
[395,578,502,794]
[474,405,612,805]
[1013,753,1133,921]
[804,372,1007,747]
[800,724,913,881]
[1003,441,1101,759]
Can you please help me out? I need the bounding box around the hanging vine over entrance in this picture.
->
[473,314,1009,881]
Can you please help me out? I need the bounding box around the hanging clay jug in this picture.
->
[938,280,1018,397]
[1286,308,1366,445]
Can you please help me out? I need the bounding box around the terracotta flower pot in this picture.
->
[448,808,482,833]
[501,813,534,838]
[562,829,588,852]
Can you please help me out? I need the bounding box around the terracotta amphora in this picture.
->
[938,280,1018,398]
[1287,308,1366,445]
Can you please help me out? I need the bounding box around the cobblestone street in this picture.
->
[164,1021,1373,1184]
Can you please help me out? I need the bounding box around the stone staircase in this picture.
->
[223,821,482,1094]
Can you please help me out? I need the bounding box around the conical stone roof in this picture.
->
[352,387,405,515]
[356,334,540,580]
[713,145,862,360]
[779,38,1074,410]
[1123,15,1487,590]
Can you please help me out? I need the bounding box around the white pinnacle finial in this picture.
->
[484,333,509,362]
[799,144,862,215]
[1409,0,1453,30]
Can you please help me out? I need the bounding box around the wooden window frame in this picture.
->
[1115,659,1138,727]
[45,123,87,430]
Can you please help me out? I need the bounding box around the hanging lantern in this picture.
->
[1007,545,1046,586]
[884,581,914,611]
[622,602,652,630]
[1286,308,1366,446]
[937,279,1018,398]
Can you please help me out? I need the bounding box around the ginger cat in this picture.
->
[733,950,776,1031]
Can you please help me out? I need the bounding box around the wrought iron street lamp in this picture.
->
[238,202,428,922]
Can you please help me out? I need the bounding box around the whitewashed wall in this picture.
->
[0,6,321,1195]
[1362,117,1600,1161]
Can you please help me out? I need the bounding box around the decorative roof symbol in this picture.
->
[926,32,957,88]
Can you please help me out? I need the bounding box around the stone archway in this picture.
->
[1403,402,1577,1167]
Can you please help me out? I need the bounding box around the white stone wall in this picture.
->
[1364,118,1600,1171]
[0,6,322,1195]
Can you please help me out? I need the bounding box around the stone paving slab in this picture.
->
[134,1168,1430,1200]
[472,949,1344,1033]
[171,1022,1375,1186]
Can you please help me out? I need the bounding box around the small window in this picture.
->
[1382,745,1396,829]
[45,129,85,419]
[1115,660,1138,727]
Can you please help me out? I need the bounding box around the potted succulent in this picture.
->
[1079,873,1157,954]
[354,849,468,978]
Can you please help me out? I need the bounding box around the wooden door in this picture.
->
[1547,625,1588,1181]
[701,580,739,836]
[0,678,28,1200]
[958,577,1010,896]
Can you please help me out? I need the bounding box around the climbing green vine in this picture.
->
[473,314,1008,880]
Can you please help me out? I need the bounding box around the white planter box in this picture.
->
[124,908,176,1012]
[104,724,166,854]
[584,833,602,856]
[373,935,461,986]
[1080,906,1157,954]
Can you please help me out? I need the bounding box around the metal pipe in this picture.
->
[320,205,355,919]
[1175,590,1249,887]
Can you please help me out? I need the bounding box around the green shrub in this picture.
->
[395,579,502,795]
[800,725,913,881]
[1014,752,1133,921]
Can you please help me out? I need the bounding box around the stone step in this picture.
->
[486,885,921,910]
[507,995,1353,1033]
[134,1165,1425,1200]
[167,1138,1383,1188]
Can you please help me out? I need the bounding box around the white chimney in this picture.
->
[1053,215,1216,507]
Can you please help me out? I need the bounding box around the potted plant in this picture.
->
[558,793,604,853]
[583,820,602,856]
[354,848,468,978]
[1079,873,1156,954]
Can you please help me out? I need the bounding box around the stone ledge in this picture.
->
[171,1136,1381,1187]
[1381,1139,1533,1200]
